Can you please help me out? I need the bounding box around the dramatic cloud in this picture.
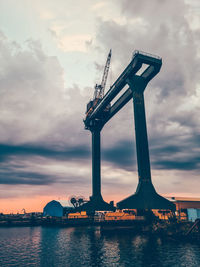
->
[93,0,200,172]
[0,31,92,198]
[102,140,136,171]
[1,0,200,212]
[0,143,90,163]
[0,31,92,146]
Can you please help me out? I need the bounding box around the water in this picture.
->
[0,226,200,267]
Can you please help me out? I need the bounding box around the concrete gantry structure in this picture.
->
[82,50,175,212]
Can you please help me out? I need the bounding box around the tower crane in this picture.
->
[86,49,112,117]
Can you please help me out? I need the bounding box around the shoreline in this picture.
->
[0,217,200,242]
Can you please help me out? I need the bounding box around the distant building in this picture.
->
[167,197,200,221]
[167,197,200,209]
[43,200,74,217]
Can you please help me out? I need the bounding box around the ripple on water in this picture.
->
[0,227,200,267]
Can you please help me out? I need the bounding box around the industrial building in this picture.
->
[42,197,200,223]
[167,197,200,222]
[43,200,73,217]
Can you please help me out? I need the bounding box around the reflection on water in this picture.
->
[0,226,200,267]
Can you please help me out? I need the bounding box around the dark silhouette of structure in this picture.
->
[82,50,175,212]
[117,74,175,210]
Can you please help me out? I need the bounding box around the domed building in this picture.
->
[43,200,74,217]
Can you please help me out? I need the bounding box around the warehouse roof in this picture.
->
[166,197,200,202]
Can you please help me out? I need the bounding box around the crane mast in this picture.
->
[86,49,112,118]
[94,49,112,99]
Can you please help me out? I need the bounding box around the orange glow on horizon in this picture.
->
[0,196,60,214]
[1,192,200,214]
[0,194,122,214]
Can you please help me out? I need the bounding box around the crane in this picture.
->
[94,49,112,99]
[86,49,112,117]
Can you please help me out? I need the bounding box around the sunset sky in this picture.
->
[1,0,200,213]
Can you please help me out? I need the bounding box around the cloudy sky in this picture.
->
[1,0,200,213]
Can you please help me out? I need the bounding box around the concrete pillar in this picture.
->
[91,130,102,200]
[132,91,151,182]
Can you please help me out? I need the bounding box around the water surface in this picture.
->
[0,226,200,267]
